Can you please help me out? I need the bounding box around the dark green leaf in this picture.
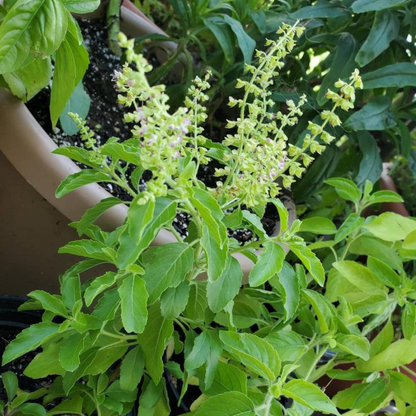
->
[203,16,235,64]
[2,372,17,402]
[362,63,416,89]
[160,281,190,319]
[59,333,86,371]
[291,0,349,18]
[352,0,410,13]
[222,15,255,63]
[120,346,144,391]
[355,131,383,186]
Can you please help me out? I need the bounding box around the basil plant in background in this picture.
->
[0,0,102,128]
[1,22,416,416]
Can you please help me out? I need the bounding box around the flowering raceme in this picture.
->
[75,25,362,210]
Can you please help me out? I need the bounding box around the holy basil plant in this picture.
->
[1,23,416,416]
[0,0,99,127]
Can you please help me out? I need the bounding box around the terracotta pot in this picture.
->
[0,6,296,292]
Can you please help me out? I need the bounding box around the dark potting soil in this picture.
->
[26,18,282,240]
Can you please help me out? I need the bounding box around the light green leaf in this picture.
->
[364,212,416,241]
[204,361,247,396]
[207,256,242,313]
[325,177,362,203]
[59,333,86,371]
[60,0,99,13]
[101,141,141,165]
[52,146,100,169]
[335,334,370,360]
[28,291,68,317]
[356,11,399,67]
[84,272,117,307]
[137,304,173,383]
[185,283,209,323]
[219,331,281,382]
[193,391,255,416]
[345,96,396,131]
[361,63,416,89]
[367,190,403,206]
[269,198,289,233]
[242,210,267,240]
[128,197,155,241]
[389,371,416,406]
[287,242,325,286]
[3,56,51,101]
[2,372,17,402]
[249,242,285,287]
[55,170,110,198]
[299,217,336,235]
[71,312,102,333]
[0,0,67,73]
[367,256,400,288]
[143,243,194,304]
[370,320,393,357]
[303,289,334,334]
[60,82,91,135]
[335,213,364,244]
[402,303,416,341]
[352,0,410,13]
[282,380,339,415]
[59,240,116,262]
[357,335,416,372]
[117,198,177,269]
[270,262,299,321]
[403,230,416,250]
[120,346,144,391]
[2,323,60,364]
[265,331,307,363]
[92,289,120,322]
[24,343,63,379]
[118,274,148,334]
[160,281,190,319]
[61,274,81,311]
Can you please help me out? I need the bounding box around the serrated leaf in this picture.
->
[24,343,64,378]
[249,242,285,287]
[204,361,247,396]
[118,274,148,334]
[219,332,280,382]
[56,170,110,198]
[59,333,86,371]
[335,334,370,360]
[193,391,255,416]
[265,331,307,363]
[2,372,17,402]
[28,291,68,317]
[59,240,116,262]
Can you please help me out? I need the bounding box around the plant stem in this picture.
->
[107,0,121,56]
[402,365,416,378]
[304,346,328,381]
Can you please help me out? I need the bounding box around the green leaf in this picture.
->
[143,243,194,304]
[332,379,385,410]
[71,312,102,333]
[0,0,67,74]
[203,16,235,65]
[345,96,396,131]
[303,289,334,334]
[333,261,387,293]
[299,217,336,235]
[55,170,110,198]
[325,177,362,203]
[335,213,364,244]
[61,274,81,311]
[118,274,148,334]
[367,190,403,205]
[18,403,46,416]
[362,63,416,89]
[326,368,370,380]
[117,198,177,269]
[370,319,394,357]
[84,272,117,307]
[219,331,281,382]
[28,291,68,317]
[389,371,416,405]
[317,33,357,105]
[60,82,91,135]
[59,333,86,371]
[24,343,63,379]
[52,146,100,169]
[355,131,383,187]
[265,331,307,363]
[335,334,370,360]
[193,392,255,416]
[356,11,399,67]
[2,323,60,364]
[223,208,243,229]
[137,304,173,383]
[222,15,255,63]
[249,242,285,287]
[185,283,209,323]
[207,256,242,313]
[242,210,267,240]
[269,198,289,233]
[364,212,416,241]
[160,281,190,319]
[357,335,416,373]
[120,346,144,391]
[3,56,51,101]
[59,240,116,262]
[282,380,339,415]
[101,141,141,165]
[128,197,155,241]
[92,288,120,322]
[403,230,416,250]
[204,361,247,396]
[50,30,89,127]
[270,262,299,321]
[60,0,99,13]
[352,0,410,13]
[291,0,349,18]
[402,303,416,341]
[286,242,325,286]
[367,256,400,288]
[105,380,137,403]
[2,372,17,401]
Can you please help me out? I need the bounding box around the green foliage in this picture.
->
[2,18,416,416]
